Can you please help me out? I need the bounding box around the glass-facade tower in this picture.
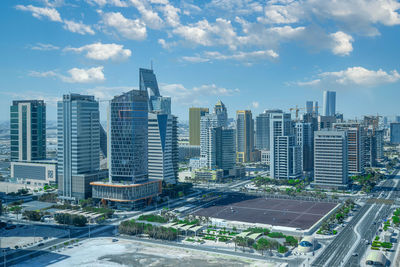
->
[10,100,46,161]
[108,89,149,183]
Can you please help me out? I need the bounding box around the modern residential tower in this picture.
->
[10,100,46,161]
[189,107,209,145]
[236,110,254,163]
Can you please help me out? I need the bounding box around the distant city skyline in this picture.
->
[1,1,400,122]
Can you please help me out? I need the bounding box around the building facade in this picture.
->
[11,160,57,187]
[148,112,178,184]
[390,123,400,144]
[322,90,336,116]
[10,100,46,161]
[189,107,209,146]
[314,130,348,189]
[91,89,160,205]
[295,122,313,172]
[255,109,282,150]
[236,110,254,163]
[57,94,107,201]
[333,123,365,176]
[270,113,302,179]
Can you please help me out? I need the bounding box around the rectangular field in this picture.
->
[193,193,337,230]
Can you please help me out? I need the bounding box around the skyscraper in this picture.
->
[214,100,228,128]
[333,122,365,175]
[189,107,209,145]
[57,94,107,201]
[314,130,348,189]
[108,90,149,183]
[295,122,313,172]
[10,100,46,161]
[148,112,178,184]
[200,101,229,169]
[270,112,301,179]
[390,123,400,144]
[139,68,171,114]
[236,110,254,163]
[323,90,336,116]
[91,89,161,204]
[255,109,282,150]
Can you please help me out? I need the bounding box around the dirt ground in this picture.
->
[14,237,281,267]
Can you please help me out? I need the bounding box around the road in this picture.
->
[0,177,255,266]
[344,170,400,267]
[312,169,399,267]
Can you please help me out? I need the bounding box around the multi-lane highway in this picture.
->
[312,169,399,267]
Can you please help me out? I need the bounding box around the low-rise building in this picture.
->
[11,160,57,187]
[192,169,223,182]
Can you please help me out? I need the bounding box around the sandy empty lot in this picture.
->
[14,237,281,267]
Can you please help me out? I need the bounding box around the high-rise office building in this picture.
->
[139,68,171,114]
[236,110,254,163]
[108,90,149,183]
[57,94,107,201]
[314,130,348,189]
[148,112,178,184]
[295,122,313,172]
[255,109,282,150]
[390,123,400,144]
[200,101,231,170]
[318,115,336,130]
[270,112,302,179]
[214,100,228,128]
[202,126,236,173]
[10,100,46,161]
[91,89,161,204]
[306,101,313,114]
[189,107,209,146]
[333,122,365,175]
[323,90,336,116]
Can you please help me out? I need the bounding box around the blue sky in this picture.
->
[0,0,400,123]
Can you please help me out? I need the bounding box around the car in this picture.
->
[352,253,358,257]
[112,239,118,242]
[38,243,44,247]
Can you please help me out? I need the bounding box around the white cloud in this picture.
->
[207,0,263,15]
[158,38,177,49]
[296,67,400,87]
[29,43,60,51]
[84,86,133,100]
[102,12,147,40]
[15,5,62,22]
[63,66,105,83]
[159,3,180,27]
[63,20,95,35]
[320,67,400,86]
[130,0,164,29]
[28,70,58,78]
[252,101,259,108]
[330,31,353,56]
[160,83,239,105]
[86,0,128,7]
[173,18,239,50]
[29,66,106,83]
[262,1,303,24]
[64,43,131,61]
[182,49,278,63]
[181,56,210,63]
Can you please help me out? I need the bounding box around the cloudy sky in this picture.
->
[0,0,400,122]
